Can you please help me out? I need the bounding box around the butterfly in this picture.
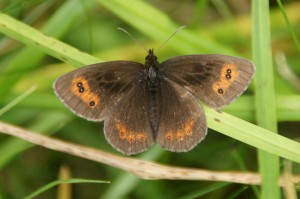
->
[54,49,254,155]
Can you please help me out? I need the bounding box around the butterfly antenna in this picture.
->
[155,25,186,55]
[117,27,148,52]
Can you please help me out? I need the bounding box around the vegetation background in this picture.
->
[0,0,299,198]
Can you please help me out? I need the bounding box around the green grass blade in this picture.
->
[0,85,36,116]
[211,0,234,21]
[178,182,230,199]
[0,12,100,68]
[276,0,300,54]
[191,0,210,29]
[252,0,280,198]
[206,108,300,163]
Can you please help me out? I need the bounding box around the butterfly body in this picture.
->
[145,49,162,135]
[54,49,254,155]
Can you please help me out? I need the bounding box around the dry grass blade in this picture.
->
[0,121,299,185]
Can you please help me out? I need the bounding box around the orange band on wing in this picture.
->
[137,132,147,142]
[165,131,174,141]
[116,122,147,144]
[71,77,100,108]
[164,118,195,142]
[176,130,185,142]
[184,118,195,136]
[212,63,239,95]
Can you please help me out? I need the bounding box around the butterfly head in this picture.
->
[145,49,159,69]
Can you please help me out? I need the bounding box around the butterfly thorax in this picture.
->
[145,49,160,90]
[145,49,160,134]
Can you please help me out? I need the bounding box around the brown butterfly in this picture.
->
[54,49,254,155]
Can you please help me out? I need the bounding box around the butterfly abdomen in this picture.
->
[147,73,160,136]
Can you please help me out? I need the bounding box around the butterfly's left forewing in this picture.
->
[160,54,255,108]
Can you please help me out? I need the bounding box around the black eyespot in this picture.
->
[226,74,231,79]
[89,101,95,106]
[227,69,231,73]
[79,87,85,92]
[218,88,224,94]
[77,82,82,87]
